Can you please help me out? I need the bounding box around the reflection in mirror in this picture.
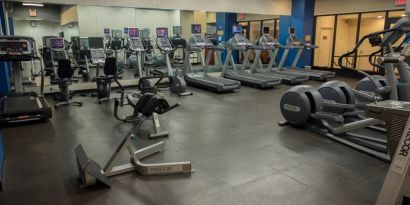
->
[7,0,285,95]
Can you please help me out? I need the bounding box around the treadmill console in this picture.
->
[192,34,206,46]
[79,37,89,50]
[88,37,106,64]
[130,38,145,52]
[50,38,67,61]
[234,34,247,46]
[156,28,173,51]
[260,34,280,48]
[90,49,105,64]
[0,36,36,61]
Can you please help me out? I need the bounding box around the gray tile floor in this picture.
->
[0,77,389,205]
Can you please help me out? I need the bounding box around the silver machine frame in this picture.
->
[75,117,193,188]
[276,29,335,81]
[250,34,310,85]
[221,34,282,88]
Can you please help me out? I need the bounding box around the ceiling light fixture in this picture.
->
[377,16,384,19]
[22,3,44,7]
[401,14,407,17]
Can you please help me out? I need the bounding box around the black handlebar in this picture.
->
[338,27,400,70]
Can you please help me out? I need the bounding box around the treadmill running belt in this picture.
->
[202,76,238,85]
[3,95,42,116]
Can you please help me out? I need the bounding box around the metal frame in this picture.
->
[75,118,193,188]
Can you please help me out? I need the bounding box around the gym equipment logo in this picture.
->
[392,116,410,174]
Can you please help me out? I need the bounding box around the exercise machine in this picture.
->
[106,29,125,72]
[339,13,410,102]
[183,24,241,92]
[364,101,410,205]
[52,59,83,108]
[222,24,282,88]
[278,27,335,81]
[88,37,106,81]
[46,37,68,80]
[0,36,52,126]
[114,76,172,138]
[140,28,155,69]
[71,36,91,81]
[251,32,310,85]
[152,26,184,76]
[125,27,145,77]
[155,27,192,96]
[75,93,193,188]
[279,84,390,161]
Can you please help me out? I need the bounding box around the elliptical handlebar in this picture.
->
[338,27,400,70]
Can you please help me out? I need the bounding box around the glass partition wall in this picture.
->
[313,9,406,73]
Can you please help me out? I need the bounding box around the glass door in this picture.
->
[334,14,359,68]
[357,12,386,71]
[314,16,335,67]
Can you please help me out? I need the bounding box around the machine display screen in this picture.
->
[88,37,104,49]
[289,27,296,35]
[232,25,243,34]
[173,26,182,35]
[191,24,201,34]
[110,40,122,50]
[50,38,65,49]
[140,29,150,39]
[263,27,270,34]
[80,38,89,48]
[129,28,139,38]
[0,41,29,52]
[112,29,123,39]
[156,27,169,38]
[193,34,205,45]
[234,34,246,44]
[131,39,144,49]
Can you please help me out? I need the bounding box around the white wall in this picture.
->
[315,0,406,15]
[77,5,180,37]
[8,0,292,15]
[61,22,79,41]
[14,20,61,47]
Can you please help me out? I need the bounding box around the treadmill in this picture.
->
[183,24,241,92]
[222,25,281,88]
[278,27,335,81]
[0,36,52,126]
[251,33,310,85]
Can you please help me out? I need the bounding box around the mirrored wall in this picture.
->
[6,1,280,93]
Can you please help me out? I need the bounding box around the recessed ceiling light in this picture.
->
[401,14,407,17]
[22,3,44,7]
[377,16,384,19]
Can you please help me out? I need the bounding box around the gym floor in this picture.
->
[0,77,388,205]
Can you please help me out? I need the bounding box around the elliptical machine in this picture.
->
[338,14,410,102]
[279,14,410,161]
[105,29,125,73]
[125,27,145,77]
[155,27,192,96]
